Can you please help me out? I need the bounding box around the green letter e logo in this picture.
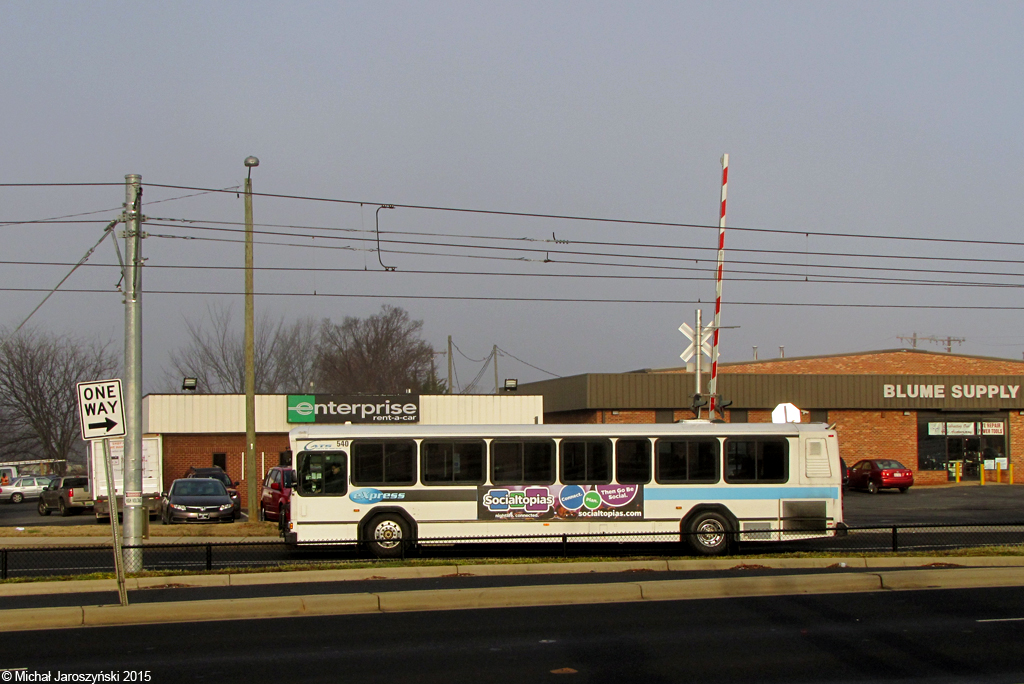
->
[287,395,316,423]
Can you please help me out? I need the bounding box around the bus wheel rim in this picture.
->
[696,520,725,547]
[374,520,403,549]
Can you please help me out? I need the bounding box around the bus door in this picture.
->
[294,450,350,523]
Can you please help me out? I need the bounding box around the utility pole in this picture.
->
[493,345,499,394]
[447,335,453,394]
[122,174,144,572]
[244,156,259,520]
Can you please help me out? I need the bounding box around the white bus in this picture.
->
[283,421,844,557]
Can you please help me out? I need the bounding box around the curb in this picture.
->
[3,556,1024,597]
[1,566,1022,632]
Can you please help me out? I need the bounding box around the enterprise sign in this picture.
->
[287,394,420,423]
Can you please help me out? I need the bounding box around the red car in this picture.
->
[260,466,293,522]
[849,459,914,494]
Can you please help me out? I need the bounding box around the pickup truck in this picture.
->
[38,476,92,517]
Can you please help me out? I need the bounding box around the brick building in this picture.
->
[520,349,1024,485]
[143,393,544,510]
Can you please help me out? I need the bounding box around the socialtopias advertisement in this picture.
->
[477,484,643,521]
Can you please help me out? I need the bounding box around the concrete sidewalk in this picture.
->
[1,557,1023,632]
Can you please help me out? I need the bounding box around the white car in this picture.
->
[0,476,53,504]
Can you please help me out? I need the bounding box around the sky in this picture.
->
[2,1,1024,393]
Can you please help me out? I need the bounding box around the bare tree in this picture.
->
[316,305,438,393]
[272,316,324,393]
[0,328,120,465]
[165,303,287,393]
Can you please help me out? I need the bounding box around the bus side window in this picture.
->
[560,440,611,485]
[655,439,719,483]
[615,439,651,484]
[491,440,554,485]
[352,440,416,486]
[422,440,486,484]
[725,438,789,484]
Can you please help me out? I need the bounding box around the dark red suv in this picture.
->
[260,466,293,522]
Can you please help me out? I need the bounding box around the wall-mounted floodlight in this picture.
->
[503,379,518,392]
[182,377,198,392]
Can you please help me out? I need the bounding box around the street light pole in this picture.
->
[244,156,259,521]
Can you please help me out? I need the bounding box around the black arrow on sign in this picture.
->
[89,417,118,432]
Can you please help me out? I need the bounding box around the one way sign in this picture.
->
[76,379,126,440]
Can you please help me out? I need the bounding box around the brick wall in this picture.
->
[708,350,1024,375]
[161,433,290,509]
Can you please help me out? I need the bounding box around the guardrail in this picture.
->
[1,522,1022,580]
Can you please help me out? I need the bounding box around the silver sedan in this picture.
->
[0,476,53,504]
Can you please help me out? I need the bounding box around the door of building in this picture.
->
[946,436,981,481]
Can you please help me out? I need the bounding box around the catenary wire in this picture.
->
[149,215,1024,268]
[6,257,1024,290]
[141,221,1024,282]
[140,181,1024,249]
[6,286,1024,310]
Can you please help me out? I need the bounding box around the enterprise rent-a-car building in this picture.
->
[520,349,1024,485]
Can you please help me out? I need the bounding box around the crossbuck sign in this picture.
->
[679,322,713,363]
[76,379,126,440]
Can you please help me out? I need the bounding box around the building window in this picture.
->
[730,409,748,423]
[655,409,675,424]
[809,410,828,423]
[212,453,227,470]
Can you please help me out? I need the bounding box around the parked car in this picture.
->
[0,476,53,503]
[259,466,293,522]
[38,476,92,516]
[161,478,236,524]
[840,458,850,488]
[184,466,240,517]
[849,459,914,494]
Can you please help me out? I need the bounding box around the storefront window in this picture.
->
[916,413,1008,481]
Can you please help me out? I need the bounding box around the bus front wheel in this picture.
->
[366,514,410,559]
[687,512,732,556]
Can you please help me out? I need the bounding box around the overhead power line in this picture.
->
[6,286,1024,310]
[140,182,1024,249]
[6,257,1024,290]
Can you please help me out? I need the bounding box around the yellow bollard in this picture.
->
[980,465,985,486]
[955,461,961,483]
[1011,463,1015,485]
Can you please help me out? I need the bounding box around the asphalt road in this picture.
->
[4,586,1023,683]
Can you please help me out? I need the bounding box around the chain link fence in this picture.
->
[1,522,1022,580]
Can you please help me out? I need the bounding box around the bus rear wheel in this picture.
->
[687,511,732,556]
[366,514,410,559]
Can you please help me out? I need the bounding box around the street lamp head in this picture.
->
[244,156,260,168]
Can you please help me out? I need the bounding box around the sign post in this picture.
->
[76,379,128,606]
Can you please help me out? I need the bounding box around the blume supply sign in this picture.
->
[478,484,643,521]
[287,394,419,423]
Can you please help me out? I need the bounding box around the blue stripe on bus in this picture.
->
[644,486,839,500]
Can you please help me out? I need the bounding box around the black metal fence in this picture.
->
[1,522,1022,580]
